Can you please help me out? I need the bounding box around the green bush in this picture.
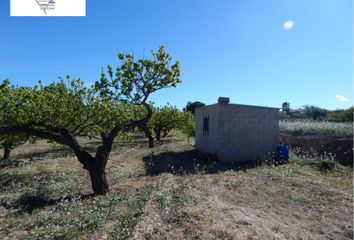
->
[342,107,353,122]
[303,105,327,120]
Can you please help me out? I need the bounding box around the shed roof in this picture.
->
[196,103,280,111]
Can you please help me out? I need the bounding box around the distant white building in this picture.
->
[195,97,279,162]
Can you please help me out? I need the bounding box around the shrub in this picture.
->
[303,105,327,120]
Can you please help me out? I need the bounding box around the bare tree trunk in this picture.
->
[88,161,109,195]
[2,143,12,160]
[77,152,109,196]
[140,103,154,148]
[155,129,161,141]
[141,124,154,148]
[73,138,111,196]
[148,137,154,148]
[3,146,11,160]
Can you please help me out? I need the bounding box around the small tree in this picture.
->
[303,105,327,120]
[148,105,182,141]
[0,46,181,196]
[179,111,195,143]
[342,107,353,122]
[183,101,205,115]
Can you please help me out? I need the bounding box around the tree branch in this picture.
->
[0,125,67,145]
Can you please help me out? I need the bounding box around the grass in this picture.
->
[0,131,352,239]
[279,120,353,137]
[108,189,150,240]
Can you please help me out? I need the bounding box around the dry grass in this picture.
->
[279,120,353,137]
[0,131,352,239]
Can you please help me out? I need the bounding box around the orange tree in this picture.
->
[0,46,181,195]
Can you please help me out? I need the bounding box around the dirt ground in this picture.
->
[279,132,353,165]
[132,144,353,240]
[0,132,353,239]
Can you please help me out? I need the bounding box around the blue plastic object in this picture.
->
[276,145,289,162]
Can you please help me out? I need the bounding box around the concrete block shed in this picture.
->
[195,97,279,163]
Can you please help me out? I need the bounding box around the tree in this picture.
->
[0,46,181,196]
[0,135,29,160]
[342,107,353,122]
[179,111,195,143]
[148,105,183,141]
[183,101,205,115]
[0,81,32,160]
[303,105,327,120]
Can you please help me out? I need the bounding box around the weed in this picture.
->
[26,194,119,238]
[108,189,150,240]
[315,158,338,171]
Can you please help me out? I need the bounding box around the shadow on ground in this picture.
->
[0,193,93,214]
[143,150,258,176]
[0,147,75,168]
[0,140,123,168]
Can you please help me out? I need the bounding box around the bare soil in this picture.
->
[279,132,353,165]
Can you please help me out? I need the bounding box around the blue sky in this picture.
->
[0,0,352,110]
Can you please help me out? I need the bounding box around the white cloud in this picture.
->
[335,95,350,102]
[283,20,294,30]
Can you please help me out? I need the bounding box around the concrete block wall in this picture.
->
[195,104,220,157]
[195,103,279,162]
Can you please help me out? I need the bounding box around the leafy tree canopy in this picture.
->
[183,101,205,115]
[303,105,327,120]
[179,111,195,137]
[0,46,181,195]
[342,107,353,122]
[148,105,183,141]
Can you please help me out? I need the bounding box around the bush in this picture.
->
[342,107,353,122]
[183,101,205,116]
[310,154,338,171]
[303,105,327,120]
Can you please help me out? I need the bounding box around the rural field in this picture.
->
[279,120,353,166]
[279,120,353,137]
[1,0,353,239]
[0,131,352,240]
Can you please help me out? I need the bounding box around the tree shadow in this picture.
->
[0,144,99,168]
[0,172,39,192]
[154,137,185,146]
[1,193,94,214]
[143,150,258,176]
[0,147,74,168]
[14,146,77,160]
